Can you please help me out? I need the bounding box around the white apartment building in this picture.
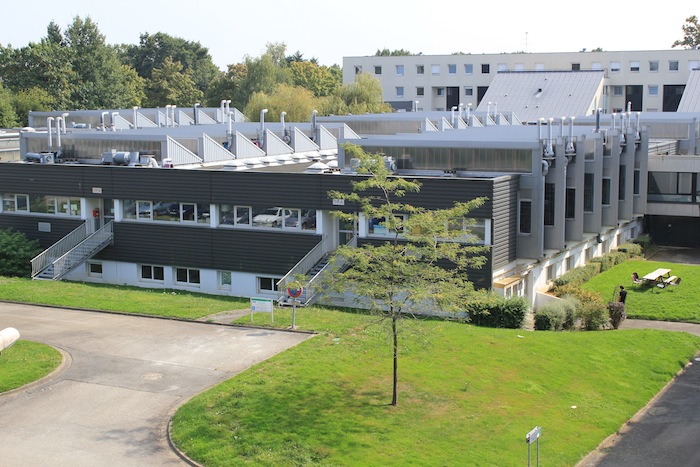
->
[343,49,700,114]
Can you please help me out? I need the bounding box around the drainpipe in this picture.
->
[55,117,62,148]
[46,117,54,148]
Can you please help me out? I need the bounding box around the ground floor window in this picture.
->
[87,262,102,277]
[218,271,232,290]
[140,264,164,282]
[176,267,200,285]
[258,276,279,292]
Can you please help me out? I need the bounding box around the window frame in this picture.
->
[518,199,532,235]
[140,264,165,282]
[175,267,200,285]
[395,64,404,76]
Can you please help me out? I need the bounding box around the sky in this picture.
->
[1,0,697,70]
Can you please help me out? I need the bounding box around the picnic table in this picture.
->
[642,268,676,288]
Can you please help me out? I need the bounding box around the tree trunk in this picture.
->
[391,313,398,406]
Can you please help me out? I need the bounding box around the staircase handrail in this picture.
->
[276,234,329,302]
[300,234,356,306]
[50,221,114,280]
[31,222,90,277]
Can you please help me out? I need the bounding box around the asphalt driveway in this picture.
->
[0,303,311,466]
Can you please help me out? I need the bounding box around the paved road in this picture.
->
[0,303,311,466]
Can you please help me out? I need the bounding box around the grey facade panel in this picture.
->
[96,223,320,275]
[210,172,325,207]
[491,176,519,269]
[0,214,83,248]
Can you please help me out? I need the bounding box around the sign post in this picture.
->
[525,426,541,467]
[287,286,303,329]
[250,297,274,323]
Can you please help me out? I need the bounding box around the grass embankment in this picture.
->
[171,307,700,466]
[0,340,62,393]
[582,260,700,323]
[0,276,249,319]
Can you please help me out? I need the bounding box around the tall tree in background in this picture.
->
[205,63,247,108]
[673,15,700,48]
[121,32,219,95]
[290,61,341,97]
[340,73,393,114]
[375,48,413,56]
[145,57,204,107]
[327,144,487,406]
[0,83,19,128]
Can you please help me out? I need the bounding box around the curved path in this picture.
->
[0,303,310,466]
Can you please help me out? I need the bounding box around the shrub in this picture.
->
[607,301,626,329]
[534,304,566,331]
[632,234,653,253]
[576,298,609,331]
[617,243,643,257]
[552,263,601,289]
[465,293,528,329]
[0,228,41,277]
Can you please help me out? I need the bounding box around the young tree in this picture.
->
[340,73,393,114]
[0,229,41,277]
[672,15,700,48]
[327,144,488,406]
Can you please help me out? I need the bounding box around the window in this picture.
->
[546,264,555,282]
[235,206,251,226]
[630,61,640,72]
[374,65,382,75]
[436,87,445,96]
[584,173,594,212]
[416,65,424,75]
[690,60,700,70]
[447,218,491,245]
[137,200,152,220]
[354,66,362,75]
[544,183,555,226]
[571,63,581,71]
[368,214,407,236]
[612,85,623,96]
[602,178,611,206]
[395,86,404,97]
[448,64,457,74]
[649,60,659,72]
[565,188,576,219]
[416,87,424,96]
[464,64,473,74]
[535,63,545,71]
[431,64,440,75]
[669,60,679,71]
[218,271,232,290]
[87,262,102,277]
[634,169,641,195]
[497,63,507,72]
[176,267,200,285]
[585,247,594,261]
[610,61,620,72]
[592,62,603,71]
[648,85,659,96]
[481,64,490,74]
[519,200,532,234]
[258,276,278,292]
[140,265,164,282]
[464,87,473,96]
[2,194,29,212]
[566,255,575,272]
[395,65,404,76]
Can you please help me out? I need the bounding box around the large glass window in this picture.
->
[368,214,406,236]
[519,200,532,234]
[648,172,696,202]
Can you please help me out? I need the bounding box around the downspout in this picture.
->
[46,117,54,148]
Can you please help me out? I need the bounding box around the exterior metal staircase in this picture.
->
[31,221,114,281]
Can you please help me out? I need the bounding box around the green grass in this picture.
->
[0,276,250,319]
[171,306,700,466]
[0,340,62,393]
[582,260,700,323]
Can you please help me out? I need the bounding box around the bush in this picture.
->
[0,228,41,277]
[552,263,601,289]
[608,301,626,329]
[632,234,653,254]
[534,305,566,331]
[617,243,643,257]
[465,293,529,329]
[577,299,609,331]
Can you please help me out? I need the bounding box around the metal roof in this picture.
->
[677,69,700,112]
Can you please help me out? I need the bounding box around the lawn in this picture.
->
[0,340,62,393]
[581,260,700,323]
[0,276,250,319]
[171,306,700,466]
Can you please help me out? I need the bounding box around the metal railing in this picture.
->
[50,221,113,280]
[31,222,91,277]
[276,235,329,302]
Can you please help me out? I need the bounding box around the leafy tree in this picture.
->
[244,84,317,122]
[672,15,700,48]
[145,57,204,107]
[375,48,412,56]
[0,84,19,128]
[327,144,487,406]
[121,32,219,94]
[237,43,293,107]
[340,73,392,114]
[289,61,341,97]
[11,87,54,127]
[205,63,248,108]
[0,229,41,277]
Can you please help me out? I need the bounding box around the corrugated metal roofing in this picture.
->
[677,69,700,112]
[476,70,605,123]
